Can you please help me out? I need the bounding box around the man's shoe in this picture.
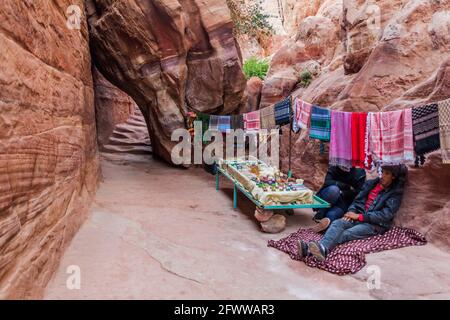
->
[297,240,309,258]
[311,218,331,233]
[308,241,327,262]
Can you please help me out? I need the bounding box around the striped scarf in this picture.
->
[368,109,415,165]
[231,114,244,130]
[438,98,450,164]
[412,103,440,166]
[293,98,312,133]
[274,96,291,126]
[244,110,261,132]
[309,106,331,142]
[260,105,276,129]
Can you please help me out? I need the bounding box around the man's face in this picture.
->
[381,170,395,188]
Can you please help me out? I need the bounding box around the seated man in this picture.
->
[298,164,407,261]
[312,166,366,232]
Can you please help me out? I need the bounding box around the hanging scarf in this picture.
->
[329,111,353,169]
[412,103,440,166]
[293,98,312,133]
[231,114,244,130]
[309,106,331,142]
[368,109,415,165]
[260,105,277,129]
[438,98,450,164]
[196,113,210,133]
[209,115,220,132]
[352,112,370,169]
[217,115,231,133]
[274,96,291,126]
[244,110,261,132]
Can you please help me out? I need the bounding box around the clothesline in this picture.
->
[188,95,450,167]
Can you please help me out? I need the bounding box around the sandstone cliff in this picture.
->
[86,0,247,163]
[0,0,100,298]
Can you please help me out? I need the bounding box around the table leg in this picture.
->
[233,184,237,209]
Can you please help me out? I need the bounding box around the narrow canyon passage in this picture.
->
[44,153,450,300]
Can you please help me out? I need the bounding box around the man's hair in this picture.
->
[381,164,408,186]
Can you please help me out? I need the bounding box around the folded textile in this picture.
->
[260,105,277,129]
[412,103,440,165]
[275,96,292,126]
[438,98,450,164]
[352,112,370,168]
[368,109,415,165]
[244,110,261,132]
[309,106,331,142]
[231,114,244,130]
[293,98,312,133]
[329,111,353,169]
[251,185,314,206]
[268,227,426,276]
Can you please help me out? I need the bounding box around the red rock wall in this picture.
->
[93,68,137,148]
[86,0,247,163]
[0,1,100,298]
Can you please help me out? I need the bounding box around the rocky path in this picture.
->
[44,154,450,299]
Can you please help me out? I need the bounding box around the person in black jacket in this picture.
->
[298,165,408,261]
[312,166,366,233]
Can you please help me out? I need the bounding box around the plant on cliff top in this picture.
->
[243,57,269,80]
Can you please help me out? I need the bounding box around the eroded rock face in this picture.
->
[263,0,450,250]
[94,68,138,148]
[86,0,247,163]
[0,0,100,298]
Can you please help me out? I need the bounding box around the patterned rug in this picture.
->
[268,227,427,276]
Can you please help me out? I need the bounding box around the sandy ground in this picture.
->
[44,153,450,299]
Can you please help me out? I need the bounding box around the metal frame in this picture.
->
[216,168,330,210]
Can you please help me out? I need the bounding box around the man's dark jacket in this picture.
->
[348,177,405,230]
[320,166,367,210]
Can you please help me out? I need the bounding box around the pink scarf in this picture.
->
[293,98,312,133]
[329,111,353,169]
[368,109,415,165]
[244,110,261,132]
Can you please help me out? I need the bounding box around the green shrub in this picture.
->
[299,70,313,88]
[226,0,273,37]
[243,57,269,80]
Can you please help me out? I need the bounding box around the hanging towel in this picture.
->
[352,112,370,169]
[260,105,277,129]
[329,111,353,169]
[309,106,331,142]
[209,115,220,132]
[274,96,291,126]
[368,109,415,165]
[217,115,231,133]
[231,114,244,130]
[293,99,312,133]
[412,103,440,166]
[196,113,210,133]
[244,110,261,132]
[438,98,450,164]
